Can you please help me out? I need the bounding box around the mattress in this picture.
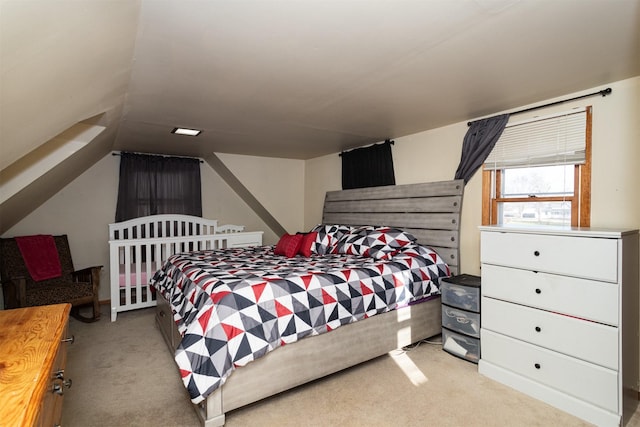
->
[151,243,450,403]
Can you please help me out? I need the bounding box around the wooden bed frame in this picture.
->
[156,179,464,426]
[108,214,263,321]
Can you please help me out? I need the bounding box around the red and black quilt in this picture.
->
[151,243,449,404]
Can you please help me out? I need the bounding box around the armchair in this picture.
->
[0,235,101,322]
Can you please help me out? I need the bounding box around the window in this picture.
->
[482,107,591,227]
[115,152,202,223]
[341,140,395,190]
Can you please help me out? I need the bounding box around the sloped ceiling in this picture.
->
[3,0,640,165]
[115,0,640,159]
[0,1,140,232]
[1,0,639,232]
[1,0,140,170]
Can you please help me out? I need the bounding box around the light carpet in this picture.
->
[61,306,640,427]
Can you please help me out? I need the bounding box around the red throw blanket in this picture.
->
[15,235,62,281]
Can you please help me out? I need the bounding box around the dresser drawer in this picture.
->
[38,318,69,427]
[481,329,618,412]
[481,231,618,282]
[156,295,182,350]
[482,297,618,369]
[481,264,618,326]
[442,304,480,338]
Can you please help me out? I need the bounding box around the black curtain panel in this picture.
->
[115,152,202,222]
[454,114,510,184]
[342,140,396,190]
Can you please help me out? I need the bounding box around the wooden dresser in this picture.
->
[0,303,72,426]
[479,226,639,427]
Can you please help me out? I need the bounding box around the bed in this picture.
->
[108,214,263,321]
[152,179,464,426]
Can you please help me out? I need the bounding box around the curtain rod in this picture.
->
[467,87,612,127]
[112,151,204,163]
[339,139,394,157]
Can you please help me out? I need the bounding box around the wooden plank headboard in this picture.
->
[322,179,464,275]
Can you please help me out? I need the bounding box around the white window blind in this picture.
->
[484,108,587,170]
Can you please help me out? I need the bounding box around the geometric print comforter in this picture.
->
[150,243,450,404]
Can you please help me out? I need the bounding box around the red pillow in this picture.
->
[274,233,304,258]
[298,231,318,257]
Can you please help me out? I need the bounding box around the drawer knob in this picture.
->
[52,378,72,395]
[534,363,541,369]
[535,326,541,332]
[534,250,540,256]
[52,383,64,395]
[535,288,541,294]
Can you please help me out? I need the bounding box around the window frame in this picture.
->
[482,106,592,227]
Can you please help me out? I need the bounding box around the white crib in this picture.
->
[108,214,263,321]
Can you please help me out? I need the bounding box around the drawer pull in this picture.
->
[534,363,541,369]
[54,369,64,380]
[535,288,541,294]
[62,335,75,344]
[534,250,540,256]
[535,326,541,332]
[52,383,64,395]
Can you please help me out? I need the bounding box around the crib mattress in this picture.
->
[118,262,152,287]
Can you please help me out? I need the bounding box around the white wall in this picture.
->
[3,153,306,301]
[216,153,306,238]
[304,76,640,276]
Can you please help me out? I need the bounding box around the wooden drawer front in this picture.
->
[171,316,182,349]
[481,232,618,282]
[156,295,172,327]
[156,296,178,350]
[442,305,480,338]
[52,321,70,425]
[36,316,69,427]
[481,329,618,412]
[481,264,618,326]
[482,298,618,370]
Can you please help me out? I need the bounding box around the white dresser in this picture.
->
[478,226,639,427]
